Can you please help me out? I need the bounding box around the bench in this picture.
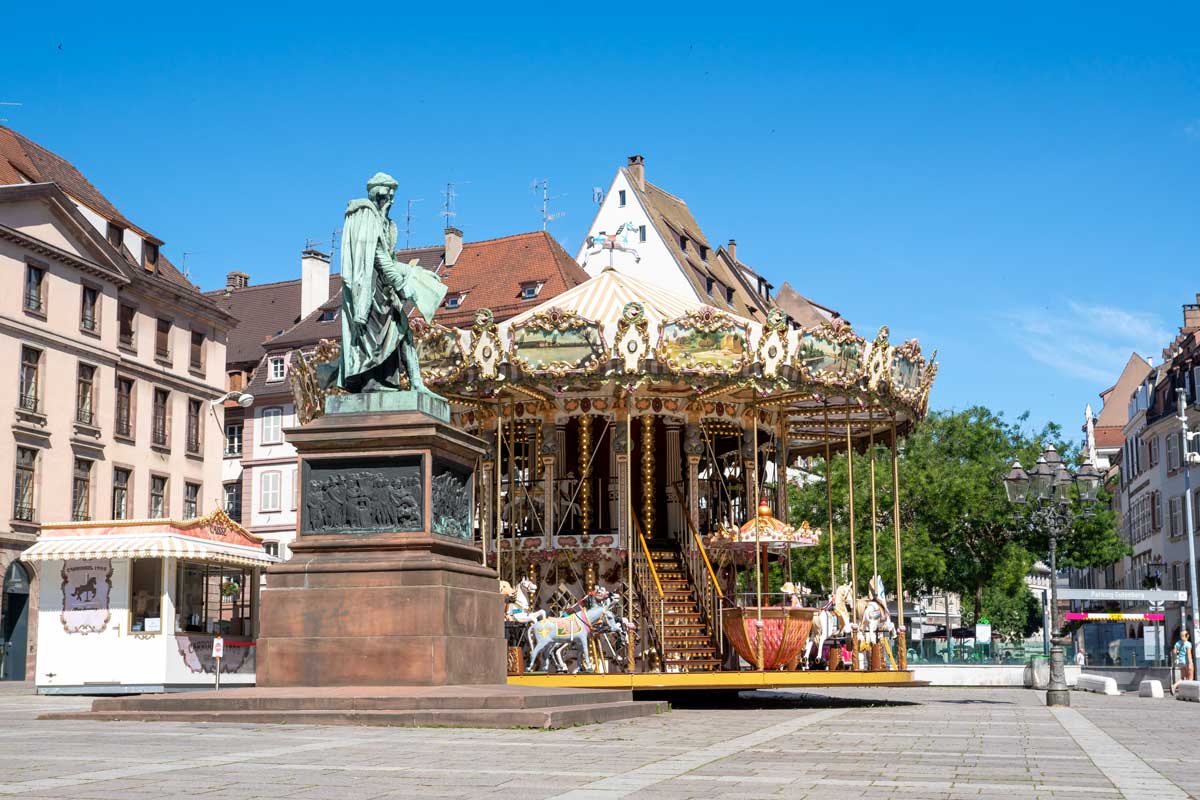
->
[1138,679,1164,698]
[1075,674,1119,695]
[1176,681,1200,702]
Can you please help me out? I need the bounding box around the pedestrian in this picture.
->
[1171,629,1193,694]
[1074,649,1085,669]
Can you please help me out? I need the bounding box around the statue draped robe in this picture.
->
[336,199,446,392]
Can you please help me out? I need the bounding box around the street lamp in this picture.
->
[1002,445,1099,707]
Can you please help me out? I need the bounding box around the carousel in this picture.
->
[290,265,936,690]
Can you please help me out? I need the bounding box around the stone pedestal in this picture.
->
[256,402,504,687]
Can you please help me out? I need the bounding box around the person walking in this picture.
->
[1171,629,1193,694]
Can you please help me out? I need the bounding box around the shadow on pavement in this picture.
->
[647,690,919,710]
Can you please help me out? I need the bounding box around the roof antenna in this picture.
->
[404,198,423,248]
[181,251,197,280]
[441,181,470,228]
[532,179,566,231]
[0,101,21,123]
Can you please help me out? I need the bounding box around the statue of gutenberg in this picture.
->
[334,172,447,394]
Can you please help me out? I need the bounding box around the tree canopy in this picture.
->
[786,406,1126,627]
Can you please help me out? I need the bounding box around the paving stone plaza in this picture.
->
[1,684,1195,800]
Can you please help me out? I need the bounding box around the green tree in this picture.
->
[787,406,1127,627]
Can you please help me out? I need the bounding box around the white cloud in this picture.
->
[1001,301,1171,384]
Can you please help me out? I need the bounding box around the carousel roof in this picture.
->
[499,265,761,342]
[706,499,822,552]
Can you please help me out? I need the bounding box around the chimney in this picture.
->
[444,227,463,269]
[300,249,330,319]
[1187,295,1200,333]
[226,271,249,290]
[727,238,737,262]
[627,154,645,192]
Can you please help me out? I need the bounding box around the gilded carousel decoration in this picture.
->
[287,262,937,682]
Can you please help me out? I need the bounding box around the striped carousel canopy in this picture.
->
[498,265,761,341]
[20,508,276,568]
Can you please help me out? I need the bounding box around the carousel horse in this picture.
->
[855,575,895,645]
[505,577,546,625]
[528,594,622,673]
[806,583,854,666]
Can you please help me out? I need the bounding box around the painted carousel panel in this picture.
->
[657,320,748,372]
[510,322,607,374]
[796,329,864,377]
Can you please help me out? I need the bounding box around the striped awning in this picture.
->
[21,532,274,567]
[21,509,277,567]
[498,266,760,342]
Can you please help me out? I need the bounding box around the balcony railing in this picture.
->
[81,313,97,332]
[224,444,242,457]
[115,414,132,438]
[186,435,200,454]
[18,393,38,413]
[152,423,168,447]
[23,292,43,312]
[76,407,94,426]
[12,504,34,522]
[71,509,91,522]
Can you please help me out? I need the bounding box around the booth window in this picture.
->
[175,561,252,636]
[129,558,162,634]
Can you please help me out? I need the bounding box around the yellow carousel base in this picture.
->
[507,670,924,691]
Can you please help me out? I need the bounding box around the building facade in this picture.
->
[0,127,235,681]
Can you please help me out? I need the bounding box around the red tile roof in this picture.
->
[0,126,206,298]
[206,274,342,366]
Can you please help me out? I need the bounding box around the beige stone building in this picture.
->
[0,127,235,681]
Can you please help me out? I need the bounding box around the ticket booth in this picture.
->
[20,509,276,694]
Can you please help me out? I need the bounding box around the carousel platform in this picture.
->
[40,684,666,729]
[508,670,927,691]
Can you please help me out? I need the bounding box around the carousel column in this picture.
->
[665,423,683,542]
[685,424,702,534]
[541,422,556,549]
[612,425,630,548]
[775,414,789,526]
[578,414,593,537]
[160,557,176,638]
[640,415,656,537]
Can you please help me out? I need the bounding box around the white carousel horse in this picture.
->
[806,583,854,666]
[528,594,622,673]
[505,577,546,625]
[855,575,895,646]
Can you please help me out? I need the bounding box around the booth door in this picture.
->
[1,561,30,681]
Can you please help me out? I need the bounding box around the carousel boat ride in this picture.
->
[290,265,936,691]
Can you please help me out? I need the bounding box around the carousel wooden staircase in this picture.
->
[647,544,722,673]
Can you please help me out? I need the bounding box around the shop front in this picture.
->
[20,509,276,694]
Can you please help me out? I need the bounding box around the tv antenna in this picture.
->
[0,101,22,123]
[404,198,423,248]
[441,181,470,228]
[532,179,565,231]
[181,251,198,280]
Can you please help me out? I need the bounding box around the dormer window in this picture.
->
[106,223,124,248]
[519,282,543,301]
[699,245,708,262]
[319,308,337,322]
[444,292,466,309]
[268,356,286,382]
[725,286,734,305]
[704,277,714,296]
[618,190,627,207]
[680,236,689,252]
[144,242,159,269]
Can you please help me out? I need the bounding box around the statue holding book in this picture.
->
[333,172,447,395]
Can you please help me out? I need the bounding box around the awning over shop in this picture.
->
[20,508,276,568]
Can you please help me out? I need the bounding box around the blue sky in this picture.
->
[6,4,1199,438]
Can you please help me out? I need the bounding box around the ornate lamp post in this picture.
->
[1003,446,1099,707]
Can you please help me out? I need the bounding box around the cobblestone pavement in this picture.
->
[0,683,1195,800]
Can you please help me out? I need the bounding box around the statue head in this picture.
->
[366,172,399,214]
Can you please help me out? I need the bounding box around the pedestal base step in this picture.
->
[41,684,666,730]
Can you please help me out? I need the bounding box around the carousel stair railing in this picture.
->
[671,482,725,662]
[631,513,666,672]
